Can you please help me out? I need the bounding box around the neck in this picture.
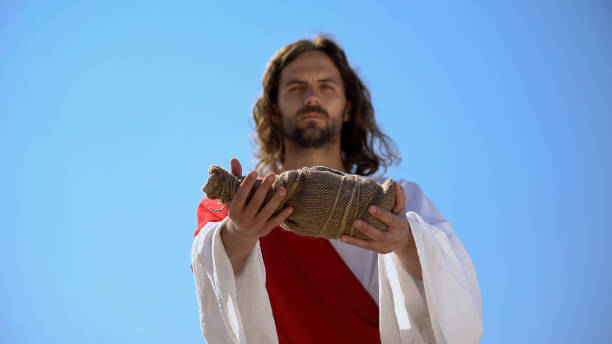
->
[281,139,346,173]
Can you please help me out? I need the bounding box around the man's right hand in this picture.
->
[221,158,293,274]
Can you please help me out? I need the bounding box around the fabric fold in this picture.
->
[408,212,483,344]
[191,218,278,344]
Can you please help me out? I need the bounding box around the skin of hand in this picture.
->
[220,158,294,274]
[340,182,423,280]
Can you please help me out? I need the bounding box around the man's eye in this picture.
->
[321,84,334,90]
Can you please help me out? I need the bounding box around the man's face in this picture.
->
[276,50,350,148]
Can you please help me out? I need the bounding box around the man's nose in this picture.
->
[303,87,320,105]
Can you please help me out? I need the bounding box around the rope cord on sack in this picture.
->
[339,175,360,238]
[278,170,301,211]
[347,175,361,237]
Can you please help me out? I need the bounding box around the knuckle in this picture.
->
[241,175,253,186]
[270,195,283,206]
[263,174,275,186]
[274,217,286,227]
[275,188,286,199]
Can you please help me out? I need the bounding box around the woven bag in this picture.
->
[202,165,395,239]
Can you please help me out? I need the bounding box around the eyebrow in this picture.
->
[283,77,339,87]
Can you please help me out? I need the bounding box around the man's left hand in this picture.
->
[340,182,423,279]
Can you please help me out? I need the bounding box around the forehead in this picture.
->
[279,50,342,84]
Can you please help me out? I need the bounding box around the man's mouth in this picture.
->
[299,112,326,120]
[296,105,329,121]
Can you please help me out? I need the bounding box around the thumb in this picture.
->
[230,158,243,177]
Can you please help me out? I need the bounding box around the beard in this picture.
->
[281,104,343,148]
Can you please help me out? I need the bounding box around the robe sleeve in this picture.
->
[190,198,278,343]
[378,180,483,343]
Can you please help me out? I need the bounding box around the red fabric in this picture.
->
[195,197,229,237]
[195,197,380,343]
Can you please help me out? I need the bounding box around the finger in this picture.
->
[339,235,376,251]
[231,170,257,211]
[265,206,294,232]
[230,158,242,177]
[243,173,275,219]
[392,182,406,215]
[352,219,386,241]
[255,187,287,222]
[368,205,401,228]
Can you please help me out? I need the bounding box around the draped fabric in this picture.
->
[191,179,483,343]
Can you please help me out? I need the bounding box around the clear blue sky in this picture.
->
[1,1,611,343]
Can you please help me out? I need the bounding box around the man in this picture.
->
[191,36,482,343]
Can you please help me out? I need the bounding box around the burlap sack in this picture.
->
[202,165,395,240]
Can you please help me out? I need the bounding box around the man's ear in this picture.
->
[343,102,352,122]
[271,106,281,125]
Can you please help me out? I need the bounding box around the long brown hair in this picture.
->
[251,35,400,176]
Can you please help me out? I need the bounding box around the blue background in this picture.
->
[1,1,611,343]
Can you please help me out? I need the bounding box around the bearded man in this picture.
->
[191,36,482,343]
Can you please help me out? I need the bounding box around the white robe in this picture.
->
[191,179,482,343]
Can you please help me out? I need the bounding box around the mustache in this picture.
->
[295,105,329,117]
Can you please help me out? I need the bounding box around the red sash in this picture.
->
[195,197,380,343]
